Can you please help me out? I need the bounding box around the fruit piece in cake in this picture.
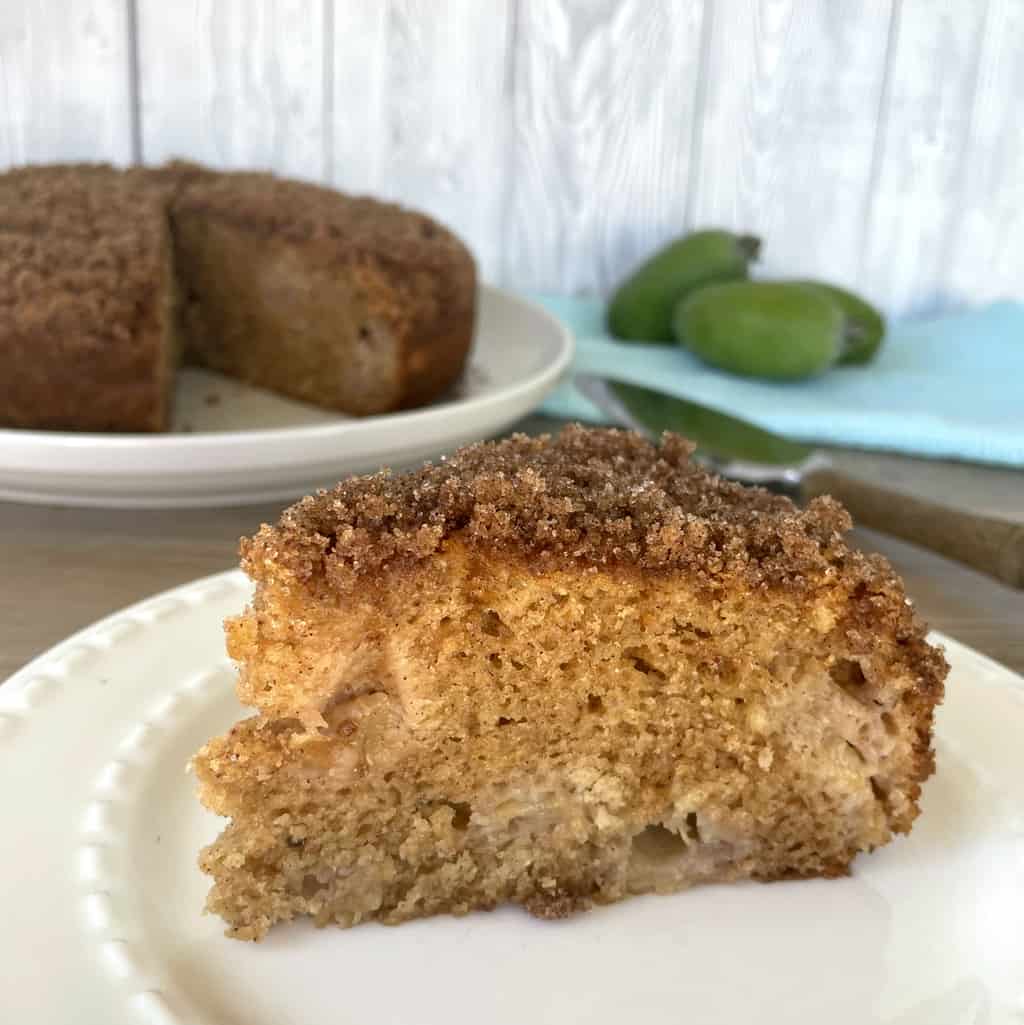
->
[192,426,946,939]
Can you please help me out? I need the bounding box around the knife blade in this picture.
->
[574,375,827,493]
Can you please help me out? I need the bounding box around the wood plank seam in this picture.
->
[855,0,901,287]
[934,0,993,297]
[322,0,334,183]
[499,0,521,286]
[125,0,143,163]
[683,0,713,232]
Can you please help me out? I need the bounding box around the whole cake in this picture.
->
[0,162,476,431]
[192,426,947,939]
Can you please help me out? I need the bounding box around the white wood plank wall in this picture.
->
[0,0,1020,315]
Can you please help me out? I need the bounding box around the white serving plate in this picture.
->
[1,571,1022,1024]
[0,286,573,508]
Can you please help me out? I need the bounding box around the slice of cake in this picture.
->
[192,426,946,939]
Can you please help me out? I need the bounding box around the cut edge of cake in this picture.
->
[169,170,476,416]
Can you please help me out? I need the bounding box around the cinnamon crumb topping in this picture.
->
[244,426,866,590]
[174,171,467,266]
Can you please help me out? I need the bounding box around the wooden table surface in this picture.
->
[2,416,1023,682]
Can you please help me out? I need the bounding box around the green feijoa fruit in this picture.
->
[674,281,845,380]
[608,229,761,342]
[793,280,886,365]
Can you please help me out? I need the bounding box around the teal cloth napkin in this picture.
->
[533,294,1024,467]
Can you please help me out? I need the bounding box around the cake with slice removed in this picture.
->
[0,161,475,430]
[192,425,946,939]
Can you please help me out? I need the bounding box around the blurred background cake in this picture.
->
[0,162,476,432]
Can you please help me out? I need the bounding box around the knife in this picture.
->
[576,375,1024,589]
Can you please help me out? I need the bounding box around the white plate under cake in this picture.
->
[1,561,1021,1022]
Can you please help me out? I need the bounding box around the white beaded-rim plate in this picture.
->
[1,570,1022,1025]
[0,286,573,508]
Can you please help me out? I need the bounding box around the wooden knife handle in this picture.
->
[801,467,1024,589]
